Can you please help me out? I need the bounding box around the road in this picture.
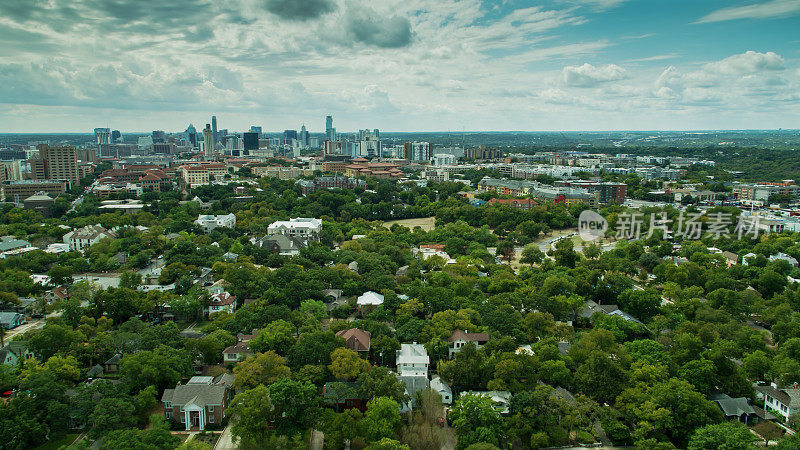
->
[2,310,60,346]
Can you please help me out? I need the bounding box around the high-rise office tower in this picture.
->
[282,130,298,146]
[211,116,218,143]
[111,130,121,143]
[250,126,262,137]
[243,132,258,155]
[325,115,336,142]
[203,124,213,160]
[32,145,79,188]
[184,124,197,147]
[299,124,310,149]
[404,142,432,162]
[96,130,110,146]
[152,130,166,143]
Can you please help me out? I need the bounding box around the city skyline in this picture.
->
[0,0,798,132]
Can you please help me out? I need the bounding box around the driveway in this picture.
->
[215,422,237,450]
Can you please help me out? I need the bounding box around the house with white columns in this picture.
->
[161,375,234,430]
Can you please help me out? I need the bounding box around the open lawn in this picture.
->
[383,217,437,232]
[34,434,80,450]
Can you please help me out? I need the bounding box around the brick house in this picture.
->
[162,374,234,430]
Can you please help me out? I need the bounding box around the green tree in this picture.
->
[229,385,274,445]
[88,397,136,438]
[328,347,369,381]
[268,378,321,437]
[687,422,756,450]
[365,438,410,450]
[520,244,544,266]
[361,397,403,443]
[250,319,296,355]
[357,366,407,403]
[233,351,291,391]
[451,393,504,450]
[119,344,192,392]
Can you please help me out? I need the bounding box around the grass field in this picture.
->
[34,434,80,450]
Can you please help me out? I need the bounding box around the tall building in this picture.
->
[96,130,110,146]
[299,125,310,149]
[31,145,79,188]
[249,126,262,137]
[211,116,219,143]
[404,142,432,162]
[243,132,258,155]
[357,129,381,157]
[325,115,336,142]
[111,130,121,143]
[203,124,214,160]
[93,128,110,145]
[151,130,166,143]
[283,130,298,146]
[184,124,197,147]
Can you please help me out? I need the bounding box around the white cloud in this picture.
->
[703,50,785,74]
[695,0,800,23]
[563,63,627,87]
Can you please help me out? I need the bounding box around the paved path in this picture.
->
[215,422,237,450]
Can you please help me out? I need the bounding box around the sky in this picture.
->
[0,0,799,133]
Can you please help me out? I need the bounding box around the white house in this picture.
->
[447,330,490,359]
[755,383,800,422]
[396,343,429,378]
[459,391,512,415]
[431,376,453,405]
[62,225,116,252]
[357,291,384,310]
[204,291,236,317]
[195,214,236,233]
[267,217,322,242]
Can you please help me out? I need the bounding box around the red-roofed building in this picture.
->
[204,292,236,317]
[447,329,490,358]
[336,328,371,354]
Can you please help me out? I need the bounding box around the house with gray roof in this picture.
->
[0,341,35,366]
[710,393,756,424]
[755,383,800,422]
[0,312,25,330]
[161,375,234,430]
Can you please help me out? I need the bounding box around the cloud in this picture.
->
[625,54,679,63]
[560,0,628,10]
[703,50,785,74]
[262,0,336,21]
[345,3,413,48]
[695,0,800,23]
[563,63,627,87]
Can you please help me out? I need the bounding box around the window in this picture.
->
[208,406,214,413]
[180,406,185,412]
[209,415,214,423]
[180,415,185,423]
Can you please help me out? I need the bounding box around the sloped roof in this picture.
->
[447,329,490,343]
[162,383,228,407]
[357,291,384,306]
[396,343,429,365]
[336,328,371,352]
[711,394,756,417]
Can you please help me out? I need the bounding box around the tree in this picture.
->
[520,244,544,266]
[329,348,369,381]
[361,397,403,443]
[687,422,756,450]
[451,393,504,450]
[287,330,344,369]
[230,385,274,444]
[365,438,410,450]
[495,241,515,262]
[268,378,321,437]
[250,319,296,355]
[88,397,136,438]
[119,344,192,392]
[357,366,407,403]
[233,351,291,391]
[194,329,236,364]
